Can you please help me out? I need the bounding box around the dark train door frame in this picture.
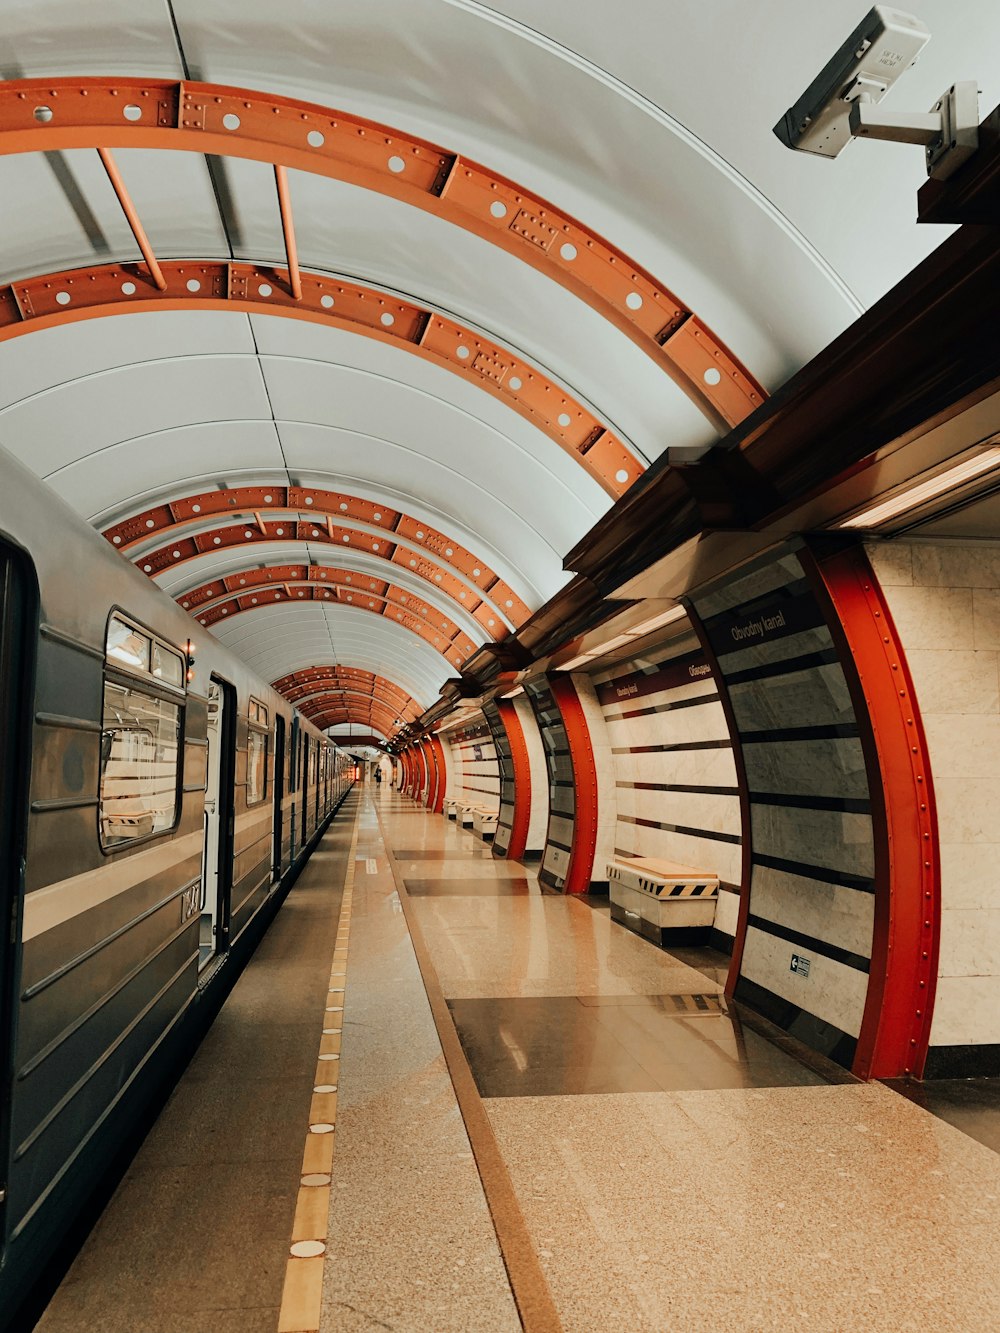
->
[200,675,236,974]
[272,714,285,884]
[0,543,33,1246]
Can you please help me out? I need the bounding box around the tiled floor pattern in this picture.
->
[275,808,358,1332]
[319,796,521,1332]
[35,787,1000,1332]
[375,789,1000,1332]
[36,798,361,1333]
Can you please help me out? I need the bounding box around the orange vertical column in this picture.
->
[548,674,600,896]
[810,544,941,1080]
[497,698,532,861]
[428,734,447,813]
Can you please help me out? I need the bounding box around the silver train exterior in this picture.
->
[0,444,355,1319]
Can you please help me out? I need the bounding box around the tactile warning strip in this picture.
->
[276,813,359,1333]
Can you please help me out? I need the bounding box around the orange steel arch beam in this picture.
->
[282,680,420,719]
[186,575,473,669]
[179,563,481,662]
[274,666,420,714]
[105,485,531,629]
[311,706,402,734]
[0,78,765,433]
[1,261,641,498]
[294,694,420,727]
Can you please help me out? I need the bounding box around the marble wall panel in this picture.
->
[939,842,1000,911]
[909,542,1000,589]
[741,925,868,1038]
[728,663,856,733]
[695,550,805,619]
[881,585,974,649]
[630,747,737,788]
[718,624,834,677]
[972,589,1000,649]
[904,649,1000,716]
[751,806,874,879]
[513,694,549,852]
[750,865,874,958]
[742,737,868,800]
[865,540,913,587]
[713,889,740,938]
[867,538,1000,1054]
[929,974,1000,1046]
[938,907,1000,977]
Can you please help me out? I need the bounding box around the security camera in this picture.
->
[774,5,979,180]
[774,6,930,158]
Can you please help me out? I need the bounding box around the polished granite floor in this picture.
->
[34,785,1000,1332]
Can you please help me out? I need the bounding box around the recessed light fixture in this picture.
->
[835,443,1000,530]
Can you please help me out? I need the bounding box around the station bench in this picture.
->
[606,858,720,946]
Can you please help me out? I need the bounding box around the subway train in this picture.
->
[0,444,355,1319]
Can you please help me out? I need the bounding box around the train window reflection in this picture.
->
[100,681,181,847]
[107,616,150,672]
[247,726,268,804]
[151,641,184,686]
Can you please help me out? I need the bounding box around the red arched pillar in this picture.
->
[497,698,532,860]
[810,544,940,1080]
[548,674,600,895]
[428,734,447,813]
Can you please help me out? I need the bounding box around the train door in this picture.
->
[301,736,310,846]
[272,714,285,884]
[200,677,236,971]
[0,547,30,1243]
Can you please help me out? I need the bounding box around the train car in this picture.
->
[0,443,354,1317]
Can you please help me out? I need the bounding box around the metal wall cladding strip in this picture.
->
[12,911,197,1149]
[33,634,102,734]
[20,851,202,990]
[8,948,196,1239]
[31,724,100,811]
[17,888,195,1069]
[230,883,269,944]
[234,834,271,881]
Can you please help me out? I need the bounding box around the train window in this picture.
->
[100,614,185,850]
[106,616,150,673]
[151,641,184,687]
[247,699,269,805]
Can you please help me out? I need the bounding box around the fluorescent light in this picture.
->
[555,651,598,672]
[837,446,1000,529]
[499,685,524,699]
[626,605,687,637]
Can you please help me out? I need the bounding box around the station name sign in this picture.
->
[597,654,713,709]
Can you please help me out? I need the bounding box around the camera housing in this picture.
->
[774,6,930,158]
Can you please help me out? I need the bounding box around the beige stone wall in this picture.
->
[868,539,1000,1050]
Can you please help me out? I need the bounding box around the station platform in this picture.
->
[34,786,1000,1332]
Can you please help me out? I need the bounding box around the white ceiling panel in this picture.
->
[262,357,588,541]
[0,0,183,78]
[160,545,488,639]
[0,148,229,285]
[0,355,273,477]
[209,602,449,700]
[224,164,710,456]
[0,311,255,407]
[277,421,566,601]
[249,316,625,499]
[168,0,999,378]
[44,421,285,520]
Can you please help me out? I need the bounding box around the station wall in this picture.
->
[868,538,1000,1075]
[592,632,742,947]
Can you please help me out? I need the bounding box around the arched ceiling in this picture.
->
[1,0,997,739]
